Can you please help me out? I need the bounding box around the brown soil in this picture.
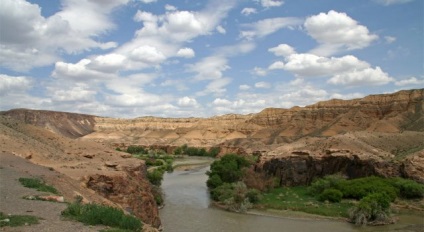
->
[0,152,106,232]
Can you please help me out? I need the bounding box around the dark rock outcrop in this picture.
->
[257,153,412,186]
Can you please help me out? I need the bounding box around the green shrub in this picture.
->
[340,176,398,201]
[390,177,424,199]
[62,202,142,231]
[147,169,164,186]
[0,212,39,227]
[246,189,261,203]
[348,192,391,225]
[318,189,343,203]
[19,178,59,194]
[207,154,251,188]
[207,174,223,189]
[126,146,147,154]
[308,175,345,195]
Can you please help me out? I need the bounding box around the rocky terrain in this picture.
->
[0,88,423,229]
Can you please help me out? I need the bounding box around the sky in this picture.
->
[0,0,423,118]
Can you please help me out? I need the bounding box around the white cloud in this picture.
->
[240,17,302,40]
[213,98,232,106]
[374,0,414,5]
[177,96,198,107]
[138,0,157,3]
[304,10,378,56]
[0,0,123,71]
[176,48,195,58]
[253,67,267,76]
[165,4,177,11]
[268,61,285,70]
[384,36,396,44]
[216,25,226,34]
[0,74,32,96]
[134,10,158,22]
[328,67,394,86]
[395,77,424,86]
[48,83,96,102]
[198,78,231,96]
[188,56,229,80]
[282,53,369,77]
[130,45,166,64]
[241,8,257,16]
[255,81,271,88]
[268,44,296,57]
[88,53,127,72]
[239,84,251,90]
[258,0,284,8]
[53,59,117,80]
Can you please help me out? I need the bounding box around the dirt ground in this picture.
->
[0,153,106,232]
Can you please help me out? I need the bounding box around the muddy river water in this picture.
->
[159,157,423,232]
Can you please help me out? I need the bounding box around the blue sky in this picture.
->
[0,0,423,118]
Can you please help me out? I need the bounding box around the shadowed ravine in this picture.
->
[159,158,424,232]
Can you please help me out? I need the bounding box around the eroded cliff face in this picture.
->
[86,165,161,228]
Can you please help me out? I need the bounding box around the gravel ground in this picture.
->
[0,153,106,232]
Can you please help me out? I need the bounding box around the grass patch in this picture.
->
[62,201,142,231]
[258,186,353,218]
[19,177,59,194]
[0,212,40,227]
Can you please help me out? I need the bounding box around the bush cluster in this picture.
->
[206,154,262,212]
[309,175,424,225]
[62,201,142,231]
[126,145,147,154]
[174,144,220,157]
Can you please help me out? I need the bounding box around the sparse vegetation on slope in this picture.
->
[19,177,59,194]
[62,198,142,231]
[0,212,40,227]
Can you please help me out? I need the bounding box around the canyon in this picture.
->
[0,88,423,229]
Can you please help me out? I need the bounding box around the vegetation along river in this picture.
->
[159,157,424,232]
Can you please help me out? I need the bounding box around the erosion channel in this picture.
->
[159,157,423,232]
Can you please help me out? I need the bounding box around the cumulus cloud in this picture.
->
[0,74,32,96]
[130,45,166,64]
[255,81,271,88]
[48,83,96,102]
[384,36,396,44]
[216,25,226,34]
[116,0,237,70]
[328,67,394,86]
[253,67,267,76]
[304,10,378,56]
[268,44,296,57]
[198,78,231,96]
[258,0,284,8]
[0,0,123,71]
[239,85,251,90]
[268,61,285,70]
[395,77,424,86]
[177,96,198,107]
[374,0,414,5]
[282,53,369,77]
[240,17,302,40]
[241,8,257,16]
[165,4,177,11]
[176,48,195,58]
[53,59,117,80]
[188,56,229,80]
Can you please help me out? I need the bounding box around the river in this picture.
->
[159,157,424,232]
